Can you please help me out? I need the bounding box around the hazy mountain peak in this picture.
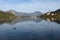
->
[34,11,42,13]
[6,10,43,16]
[7,10,16,12]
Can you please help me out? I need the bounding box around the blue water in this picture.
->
[0,18,60,40]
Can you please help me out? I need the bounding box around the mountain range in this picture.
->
[7,10,42,16]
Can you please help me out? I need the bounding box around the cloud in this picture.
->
[0,0,60,13]
[0,0,32,4]
[31,0,60,2]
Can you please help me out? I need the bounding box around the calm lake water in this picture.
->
[0,18,60,40]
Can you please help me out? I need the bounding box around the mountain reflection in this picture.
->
[0,17,42,25]
[1,17,60,25]
[0,19,14,25]
[43,17,60,24]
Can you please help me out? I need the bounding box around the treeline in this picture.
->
[40,9,60,19]
[0,10,16,19]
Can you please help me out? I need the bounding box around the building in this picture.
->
[47,10,55,16]
[47,10,50,15]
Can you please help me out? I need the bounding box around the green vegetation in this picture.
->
[0,10,17,24]
[0,11,16,19]
[41,14,60,19]
[40,9,60,20]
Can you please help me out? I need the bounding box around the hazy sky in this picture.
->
[0,0,60,13]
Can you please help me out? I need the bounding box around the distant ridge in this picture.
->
[7,10,42,16]
[55,9,60,13]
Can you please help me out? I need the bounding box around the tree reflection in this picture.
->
[0,19,14,25]
[0,17,42,25]
[42,17,60,24]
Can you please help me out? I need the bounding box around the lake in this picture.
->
[0,18,60,40]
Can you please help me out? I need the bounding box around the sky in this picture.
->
[0,0,60,13]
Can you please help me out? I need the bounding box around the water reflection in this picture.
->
[0,17,42,25]
[0,19,12,25]
[0,17,60,40]
[42,17,60,24]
